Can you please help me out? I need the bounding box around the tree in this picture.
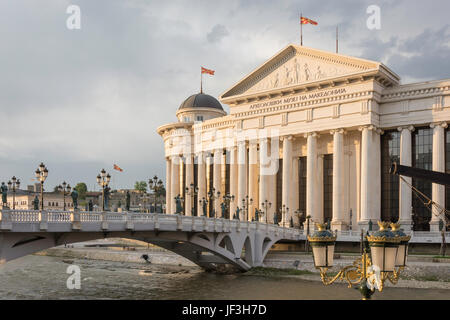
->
[74,183,87,200]
[134,181,148,193]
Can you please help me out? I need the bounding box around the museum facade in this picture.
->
[157,44,450,232]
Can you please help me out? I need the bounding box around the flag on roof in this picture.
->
[300,16,318,25]
[201,67,215,75]
[113,164,123,172]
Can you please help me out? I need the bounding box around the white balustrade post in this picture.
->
[70,211,81,230]
[39,210,48,230]
[101,211,108,230]
[0,210,12,230]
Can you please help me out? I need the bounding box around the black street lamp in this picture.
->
[149,175,164,213]
[260,200,272,224]
[57,181,71,211]
[96,169,111,211]
[221,193,235,219]
[207,187,219,218]
[242,196,253,221]
[7,176,20,210]
[185,183,199,216]
[35,162,48,211]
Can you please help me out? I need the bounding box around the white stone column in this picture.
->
[197,152,206,216]
[230,146,238,219]
[282,135,293,226]
[331,129,346,230]
[430,122,448,231]
[398,126,414,231]
[185,154,194,216]
[170,156,180,214]
[165,157,171,214]
[259,138,268,223]
[237,141,247,221]
[248,140,259,221]
[359,125,382,230]
[305,132,318,226]
[213,149,222,217]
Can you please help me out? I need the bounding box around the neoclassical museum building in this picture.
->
[157,44,450,232]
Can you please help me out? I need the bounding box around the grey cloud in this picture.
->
[0,0,449,188]
[206,24,229,43]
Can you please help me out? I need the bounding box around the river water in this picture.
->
[0,255,448,300]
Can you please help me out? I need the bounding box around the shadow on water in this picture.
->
[0,255,448,300]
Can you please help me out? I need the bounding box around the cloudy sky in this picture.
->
[0,0,449,192]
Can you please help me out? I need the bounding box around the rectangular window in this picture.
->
[196,115,204,122]
[412,127,433,231]
[323,154,333,223]
[381,131,400,222]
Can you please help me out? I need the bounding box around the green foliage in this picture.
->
[134,181,148,193]
[74,183,88,199]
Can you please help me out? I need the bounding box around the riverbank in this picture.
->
[34,240,450,290]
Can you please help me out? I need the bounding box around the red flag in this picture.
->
[113,164,123,172]
[301,16,318,25]
[201,67,215,75]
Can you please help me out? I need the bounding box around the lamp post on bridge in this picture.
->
[221,193,235,219]
[207,187,219,218]
[7,176,20,210]
[57,181,71,211]
[185,183,199,216]
[35,162,48,211]
[242,196,253,221]
[96,169,111,211]
[149,175,164,213]
[260,200,272,224]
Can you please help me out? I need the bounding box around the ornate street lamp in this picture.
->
[35,162,48,211]
[174,194,185,214]
[207,187,219,218]
[185,183,199,216]
[96,169,111,211]
[221,193,235,219]
[57,181,71,211]
[7,176,20,210]
[260,200,272,224]
[199,197,208,217]
[149,175,164,213]
[308,221,409,300]
[242,196,253,221]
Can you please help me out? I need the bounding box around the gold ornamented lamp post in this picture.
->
[308,221,410,300]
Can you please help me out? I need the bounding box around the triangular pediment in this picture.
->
[221,44,392,100]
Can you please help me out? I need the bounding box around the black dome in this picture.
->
[178,93,223,111]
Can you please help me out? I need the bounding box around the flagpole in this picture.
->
[300,13,303,46]
[336,25,339,53]
[200,67,203,93]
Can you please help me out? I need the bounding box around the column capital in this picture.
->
[280,135,293,141]
[330,128,345,135]
[358,125,383,135]
[397,125,415,133]
[249,139,259,146]
[430,122,448,129]
[303,131,319,139]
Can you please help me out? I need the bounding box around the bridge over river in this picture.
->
[0,210,447,271]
